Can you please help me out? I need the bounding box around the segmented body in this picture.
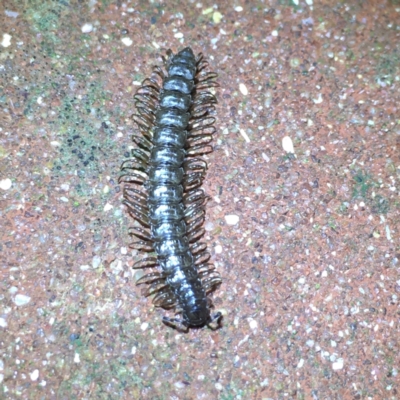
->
[119,48,222,330]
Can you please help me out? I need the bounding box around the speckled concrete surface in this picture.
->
[1,1,400,399]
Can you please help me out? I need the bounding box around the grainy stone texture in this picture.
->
[1,1,399,399]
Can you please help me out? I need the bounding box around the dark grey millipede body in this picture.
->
[119,47,222,331]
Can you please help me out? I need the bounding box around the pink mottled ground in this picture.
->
[1,1,399,399]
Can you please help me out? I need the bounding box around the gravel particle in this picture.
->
[225,214,239,225]
[30,369,39,381]
[0,178,12,190]
[313,93,323,104]
[213,11,223,23]
[103,203,113,212]
[92,255,101,269]
[239,128,250,143]
[14,294,31,306]
[332,358,344,370]
[5,10,19,18]
[248,318,258,330]
[141,322,149,331]
[282,136,295,153]
[239,83,248,95]
[1,34,12,47]
[121,37,133,46]
[81,23,93,33]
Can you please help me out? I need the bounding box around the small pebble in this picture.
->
[1,34,12,47]
[332,358,344,370]
[213,11,223,23]
[174,381,185,389]
[282,136,295,153]
[5,10,19,18]
[0,317,8,328]
[0,178,12,190]
[92,255,101,269]
[81,23,93,33]
[14,294,31,306]
[30,369,39,381]
[248,318,258,330]
[140,322,149,331]
[239,128,250,143]
[239,83,248,95]
[103,203,113,212]
[121,37,133,46]
[313,93,323,104]
[225,215,239,225]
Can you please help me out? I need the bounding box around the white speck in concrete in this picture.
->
[0,178,12,190]
[30,369,39,381]
[74,353,80,363]
[282,136,295,153]
[103,203,113,212]
[234,6,243,12]
[0,318,7,328]
[313,93,323,104]
[239,83,248,95]
[174,32,184,39]
[248,318,258,330]
[297,359,304,368]
[260,377,269,387]
[141,322,149,331]
[386,225,392,241]
[121,37,133,46]
[225,214,239,225]
[5,10,19,18]
[1,34,12,47]
[239,128,250,143]
[332,358,344,370]
[214,244,222,254]
[81,23,93,33]
[14,294,31,306]
[271,30,278,37]
[92,255,101,269]
[262,152,270,162]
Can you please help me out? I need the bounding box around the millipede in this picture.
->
[119,47,222,331]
